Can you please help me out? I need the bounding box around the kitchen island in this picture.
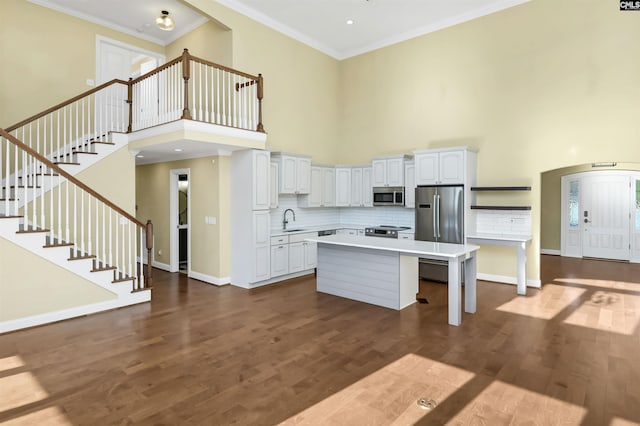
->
[305,235,480,326]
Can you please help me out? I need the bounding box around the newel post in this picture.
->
[145,219,154,288]
[256,73,265,133]
[127,78,133,133]
[181,49,192,120]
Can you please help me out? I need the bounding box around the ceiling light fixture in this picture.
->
[156,10,175,31]
[136,155,144,158]
[174,148,183,152]
[346,19,354,25]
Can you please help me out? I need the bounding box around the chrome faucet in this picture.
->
[283,208,296,230]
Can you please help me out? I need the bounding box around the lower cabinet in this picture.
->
[271,243,289,278]
[289,242,305,273]
[336,228,358,236]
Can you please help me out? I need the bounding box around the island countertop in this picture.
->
[305,234,479,259]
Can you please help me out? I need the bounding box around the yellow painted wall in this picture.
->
[0,0,164,128]
[541,163,640,251]
[338,0,640,280]
[166,21,233,67]
[136,156,230,279]
[185,0,341,163]
[0,238,116,321]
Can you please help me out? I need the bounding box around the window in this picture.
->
[569,180,579,227]
[636,180,640,230]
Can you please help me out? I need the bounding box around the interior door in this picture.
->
[582,174,631,260]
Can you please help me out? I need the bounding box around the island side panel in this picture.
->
[398,255,419,309]
[316,244,401,310]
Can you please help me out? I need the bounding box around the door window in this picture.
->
[636,180,640,230]
[569,180,579,227]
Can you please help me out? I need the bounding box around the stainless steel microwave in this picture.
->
[373,186,405,206]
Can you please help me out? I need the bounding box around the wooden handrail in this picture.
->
[189,53,260,81]
[6,79,129,132]
[0,128,146,229]
[129,55,183,85]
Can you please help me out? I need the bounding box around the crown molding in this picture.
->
[215,0,530,60]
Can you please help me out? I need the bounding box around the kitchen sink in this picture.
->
[282,228,305,232]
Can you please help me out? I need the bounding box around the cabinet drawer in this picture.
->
[288,232,317,243]
[270,235,289,245]
[399,233,414,240]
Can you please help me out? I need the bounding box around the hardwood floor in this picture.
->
[1,255,639,425]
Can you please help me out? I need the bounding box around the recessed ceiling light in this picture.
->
[174,148,183,152]
[136,155,144,158]
[346,19,354,25]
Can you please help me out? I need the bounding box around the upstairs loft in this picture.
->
[5,49,268,165]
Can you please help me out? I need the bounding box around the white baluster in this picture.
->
[216,68,221,124]
[81,189,85,254]
[88,193,92,255]
[109,208,113,267]
[128,221,133,280]
[204,65,209,123]
[65,171,69,243]
[198,62,203,121]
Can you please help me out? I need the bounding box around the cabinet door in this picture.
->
[362,167,373,207]
[350,168,363,206]
[253,211,270,246]
[253,150,270,210]
[335,168,352,207]
[372,160,387,187]
[253,211,271,282]
[322,168,336,207]
[288,242,305,273]
[270,162,279,209]
[439,150,465,184]
[386,158,404,186]
[415,153,439,185]
[305,167,323,207]
[404,163,415,208]
[253,245,270,282]
[304,241,317,269]
[280,156,297,194]
[271,244,289,277]
[296,158,311,194]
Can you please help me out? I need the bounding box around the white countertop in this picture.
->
[467,233,532,243]
[306,234,479,258]
[271,224,413,237]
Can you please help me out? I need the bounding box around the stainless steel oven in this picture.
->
[372,186,405,206]
[365,225,410,238]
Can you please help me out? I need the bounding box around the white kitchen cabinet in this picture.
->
[271,243,289,277]
[336,229,358,236]
[350,168,363,206]
[322,168,336,207]
[272,153,311,194]
[362,167,373,207]
[288,242,305,273]
[399,233,414,240]
[414,149,469,185]
[231,150,272,287]
[299,166,335,208]
[335,167,352,207]
[371,156,411,187]
[270,162,279,209]
[304,241,317,269]
[252,210,271,282]
[404,161,415,209]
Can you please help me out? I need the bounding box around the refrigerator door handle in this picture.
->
[436,194,441,238]
[433,194,438,239]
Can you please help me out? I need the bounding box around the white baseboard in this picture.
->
[540,249,561,256]
[189,270,230,286]
[0,291,150,334]
[477,272,542,288]
[232,269,315,289]
[152,260,171,272]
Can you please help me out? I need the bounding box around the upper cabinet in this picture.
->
[270,162,279,209]
[414,148,476,186]
[299,165,335,208]
[250,150,271,210]
[362,167,373,207]
[335,167,352,207]
[371,155,411,187]
[272,153,311,194]
[404,161,415,208]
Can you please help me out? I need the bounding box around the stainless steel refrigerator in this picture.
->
[415,185,464,282]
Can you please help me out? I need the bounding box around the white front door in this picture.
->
[581,174,631,260]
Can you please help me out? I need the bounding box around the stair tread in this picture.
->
[68,254,96,261]
[17,227,50,234]
[113,276,136,283]
[131,287,152,293]
[0,215,21,219]
[70,150,98,155]
[91,141,115,145]
[91,266,117,272]
[54,162,81,165]
[44,242,74,248]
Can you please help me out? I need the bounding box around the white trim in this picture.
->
[128,119,268,143]
[540,249,561,256]
[214,0,530,60]
[0,292,150,334]
[189,271,230,286]
[152,260,171,272]
[170,169,191,273]
[96,35,166,84]
[231,269,315,289]
[477,272,541,288]
[30,0,166,46]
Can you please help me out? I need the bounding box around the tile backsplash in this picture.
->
[474,210,531,235]
[269,195,415,230]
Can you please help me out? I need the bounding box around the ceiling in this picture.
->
[215,0,531,59]
[28,0,210,46]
